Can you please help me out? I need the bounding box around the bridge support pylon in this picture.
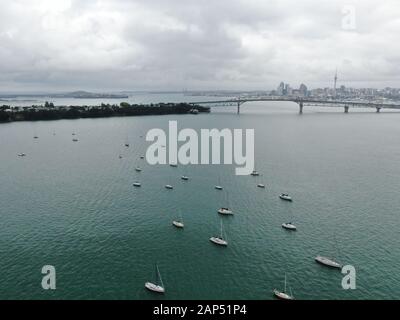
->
[344,106,349,113]
[376,107,381,113]
[299,102,303,114]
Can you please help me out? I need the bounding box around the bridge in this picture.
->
[189,97,400,114]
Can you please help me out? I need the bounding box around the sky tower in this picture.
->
[334,68,338,98]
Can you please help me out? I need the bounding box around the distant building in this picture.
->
[299,83,308,97]
[277,82,285,96]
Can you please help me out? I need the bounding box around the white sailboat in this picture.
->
[215,176,223,190]
[173,213,184,229]
[315,234,342,269]
[181,166,189,180]
[282,222,297,231]
[218,191,233,215]
[273,274,294,300]
[210,220,228,246]
[250,170,260,176]
[315,256,342,269]
[279,193,292,201]
[145,264,165,294]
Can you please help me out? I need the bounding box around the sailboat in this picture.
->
[273,274,294,300]
[215,177,223,190]
[181,166,189,180]
[145,264,165,294]
[282,222,297,231]
[255,173,265,188]
[218,191,233,215]
[279,193,292,201]
[173,213,184,229]
[210,220,228,246]
[250,168,260,176]
[315,234,342,269]
[315,256,342,269]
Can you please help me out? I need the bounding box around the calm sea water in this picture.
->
[1,93,400,300]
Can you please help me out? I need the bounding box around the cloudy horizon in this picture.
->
[0,0,399,92]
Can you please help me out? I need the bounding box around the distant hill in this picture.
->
[56,91,129,99]
[0,91,129,99]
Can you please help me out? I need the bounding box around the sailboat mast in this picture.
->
[156,264,164,288]
[284,274,287,293]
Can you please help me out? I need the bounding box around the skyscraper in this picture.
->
[334,69,338,98]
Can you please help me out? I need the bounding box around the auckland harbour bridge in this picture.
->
[189,96,400,114]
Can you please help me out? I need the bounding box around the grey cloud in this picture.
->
[0,0,399,92]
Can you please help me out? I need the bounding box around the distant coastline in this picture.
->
[0,102,209,123]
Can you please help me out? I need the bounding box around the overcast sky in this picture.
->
[0,0,399,92]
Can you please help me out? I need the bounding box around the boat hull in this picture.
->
[282,224,297,231]
[145,282,165,294]
[273,289,294,300]
[173,221,184,228]
[218,209,233,215]
[315,256,342,269]
[210,237,228,246]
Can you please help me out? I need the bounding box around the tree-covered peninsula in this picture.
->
[0,102,209,122]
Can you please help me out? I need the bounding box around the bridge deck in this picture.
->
[189,97,400,109]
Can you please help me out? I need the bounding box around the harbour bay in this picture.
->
[1,94,400,300]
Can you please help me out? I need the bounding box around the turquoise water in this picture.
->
[1,98,400,300]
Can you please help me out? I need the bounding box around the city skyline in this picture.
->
[0,0,400,92]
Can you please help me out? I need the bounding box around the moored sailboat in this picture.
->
[145,264,165,294]
[273,274,294,300]
[210,220,228,246]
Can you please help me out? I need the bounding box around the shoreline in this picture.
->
[0,102,209,123]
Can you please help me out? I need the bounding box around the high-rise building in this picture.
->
[334,69,338,97]
[277,82,285,96]
[299,83,308,97]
